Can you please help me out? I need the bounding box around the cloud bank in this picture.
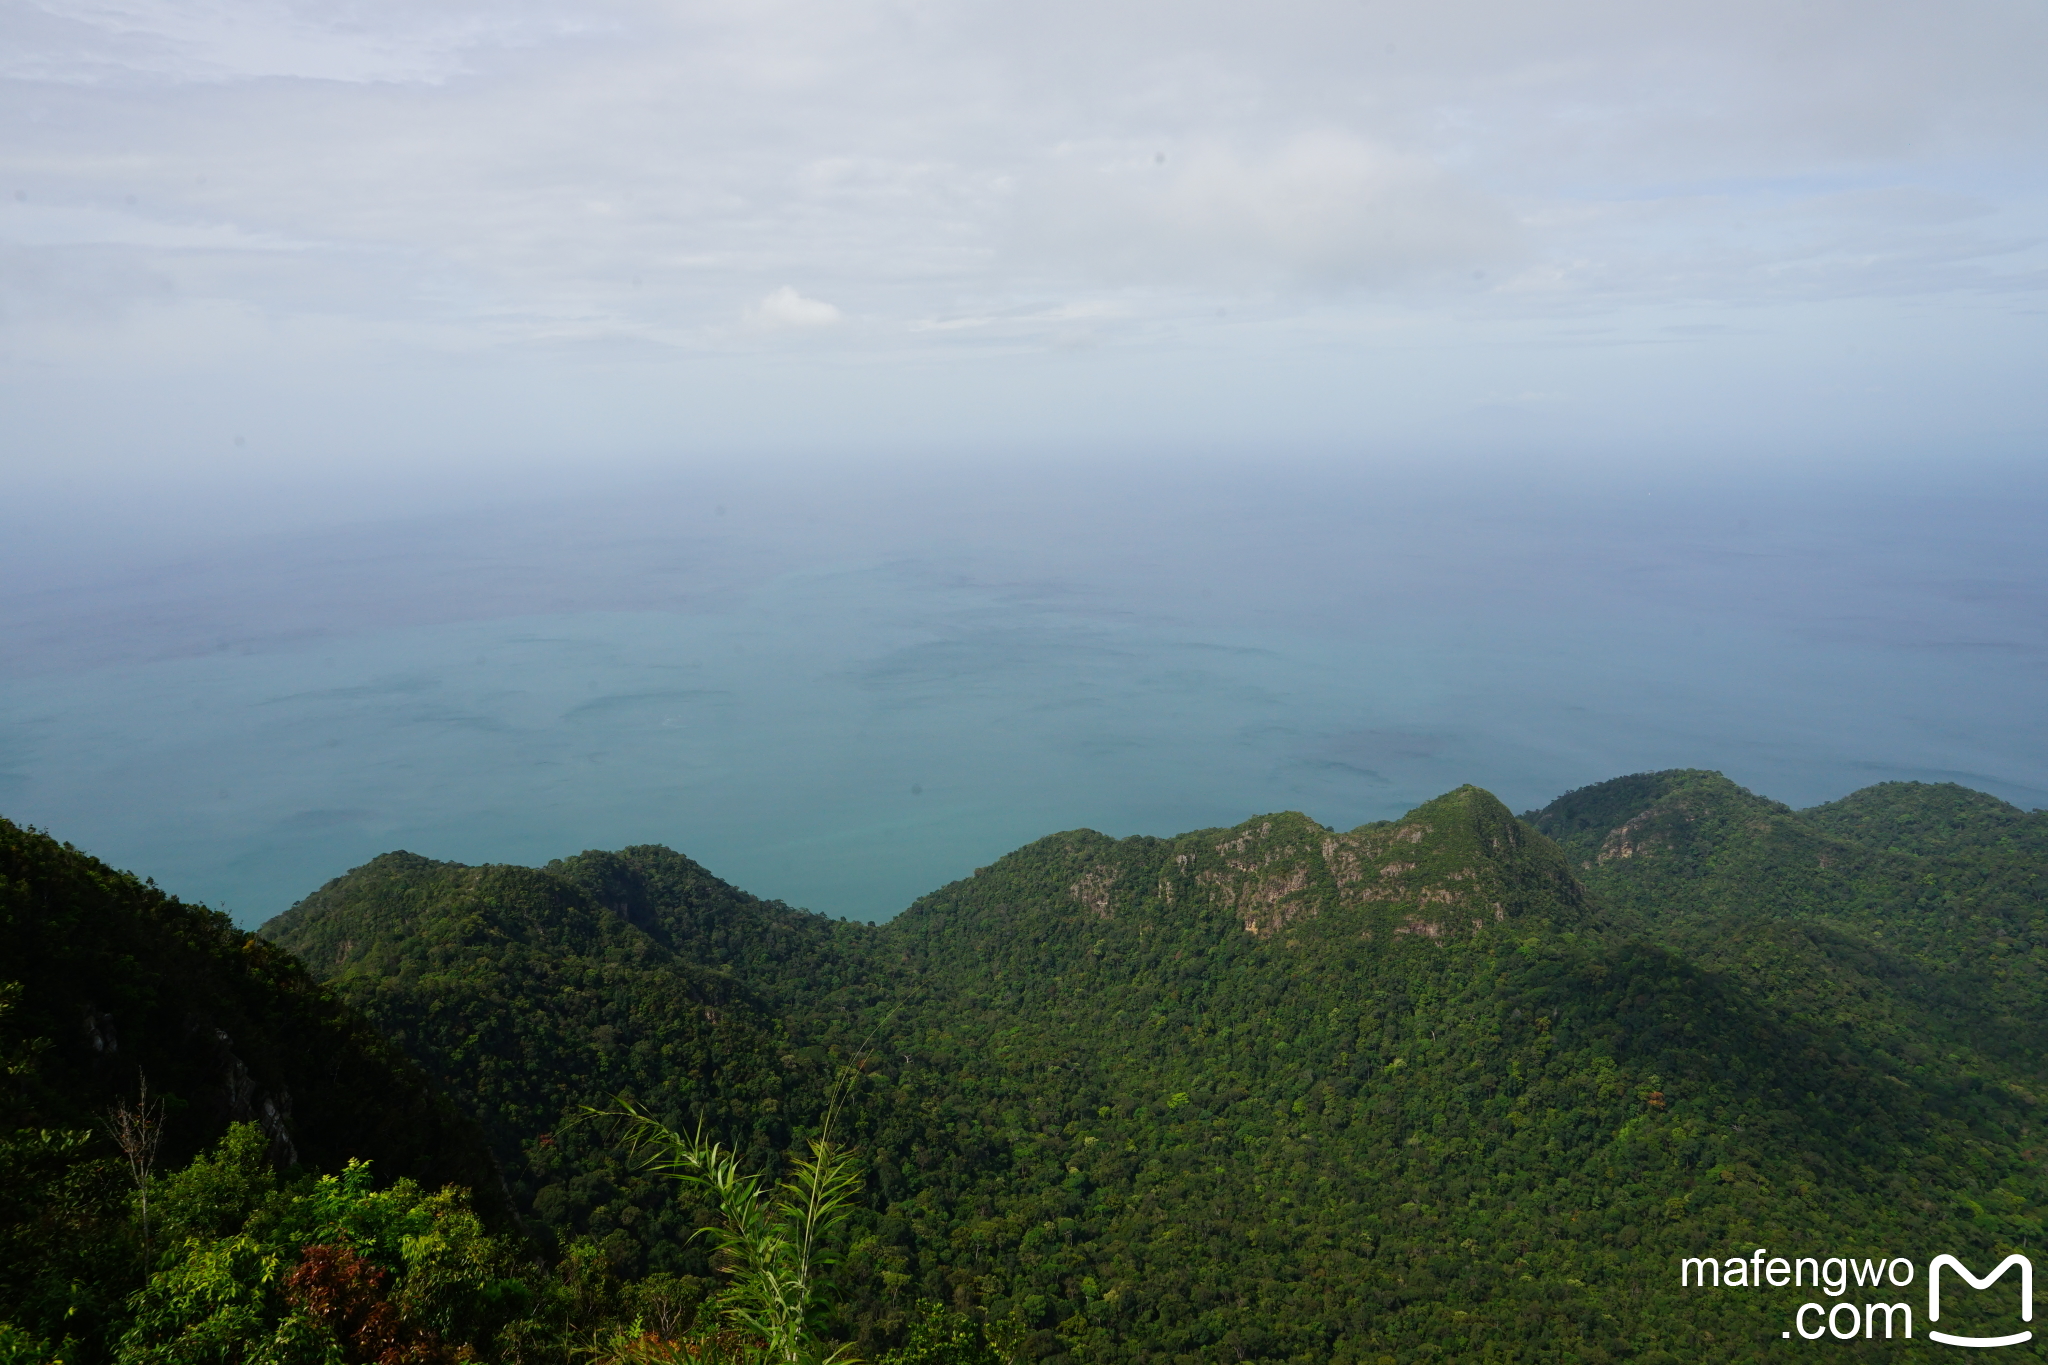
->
[0,0,2043,501]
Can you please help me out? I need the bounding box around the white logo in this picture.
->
[1929,1253,2033,1348]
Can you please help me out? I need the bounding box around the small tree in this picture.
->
[108,1072,164,1254]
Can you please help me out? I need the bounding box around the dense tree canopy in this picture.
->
[263,779,2048,1361]
[6,774,2047,1362]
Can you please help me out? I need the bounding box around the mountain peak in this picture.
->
[1524,769,1793,869]
[1319,784,1586,940]
[1802,780,2045,856]
[910,786,1589,951]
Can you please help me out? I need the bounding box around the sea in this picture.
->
[3,454,2043,925]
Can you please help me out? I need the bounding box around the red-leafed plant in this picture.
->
[284,1242,468,1364]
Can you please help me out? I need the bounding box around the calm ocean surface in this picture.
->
[4,458,2043,924]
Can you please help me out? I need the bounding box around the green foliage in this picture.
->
[119,1126,538,1365]
[261,849,846,1277]
[597,1099,863,1363]
[15,772,2048,1362]
[0,816,505,1216]
[0,816,514,1360]
[116,1232,302,1365]
[1529,770,2048,1083]
[1802,779,2048,857]
[874,1302,999,1365]
[253,778,2048,1360]
[151,1123,279,1250]
[0,1126,127,1362]
[0,1321,56,1365]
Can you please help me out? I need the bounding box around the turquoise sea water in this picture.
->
[4,458,2044,923]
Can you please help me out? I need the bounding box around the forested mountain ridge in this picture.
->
[0,815,511,1358]
[0,817,506,1200]
[260,847,866,1277]
[891,786,1594,956]
[258,776,2048,1362]
[1804,779,2048,859]
[1528,770,2048,1085]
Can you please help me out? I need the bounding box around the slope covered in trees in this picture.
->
[0,816,511,1358]
[0,819,963,1364]
[1527,771,2048,1084]
[259,848,872,1276]
[252,778,2048,1363]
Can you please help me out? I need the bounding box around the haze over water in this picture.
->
[4,0,2045,922]
[4,456,2042,925]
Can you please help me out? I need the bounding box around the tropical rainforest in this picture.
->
[4,770,2046,1363]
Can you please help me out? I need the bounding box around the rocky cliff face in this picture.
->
[903,784,1591,958]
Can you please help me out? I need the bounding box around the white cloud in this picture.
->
[5,0,2044,337]
[745,286,842,330]
[1,0,2045,474]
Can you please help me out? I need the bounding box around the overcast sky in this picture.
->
[3,0,2044,542]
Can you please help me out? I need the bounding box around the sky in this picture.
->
[4,0,2045,509]
[2,1,2046,921]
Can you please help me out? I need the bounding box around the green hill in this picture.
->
[1527,770,2048,1082]
[259,846,867,1277]
[0,815,510,1357]
[1803,780,2048,859]
[258,778,2048,1362]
